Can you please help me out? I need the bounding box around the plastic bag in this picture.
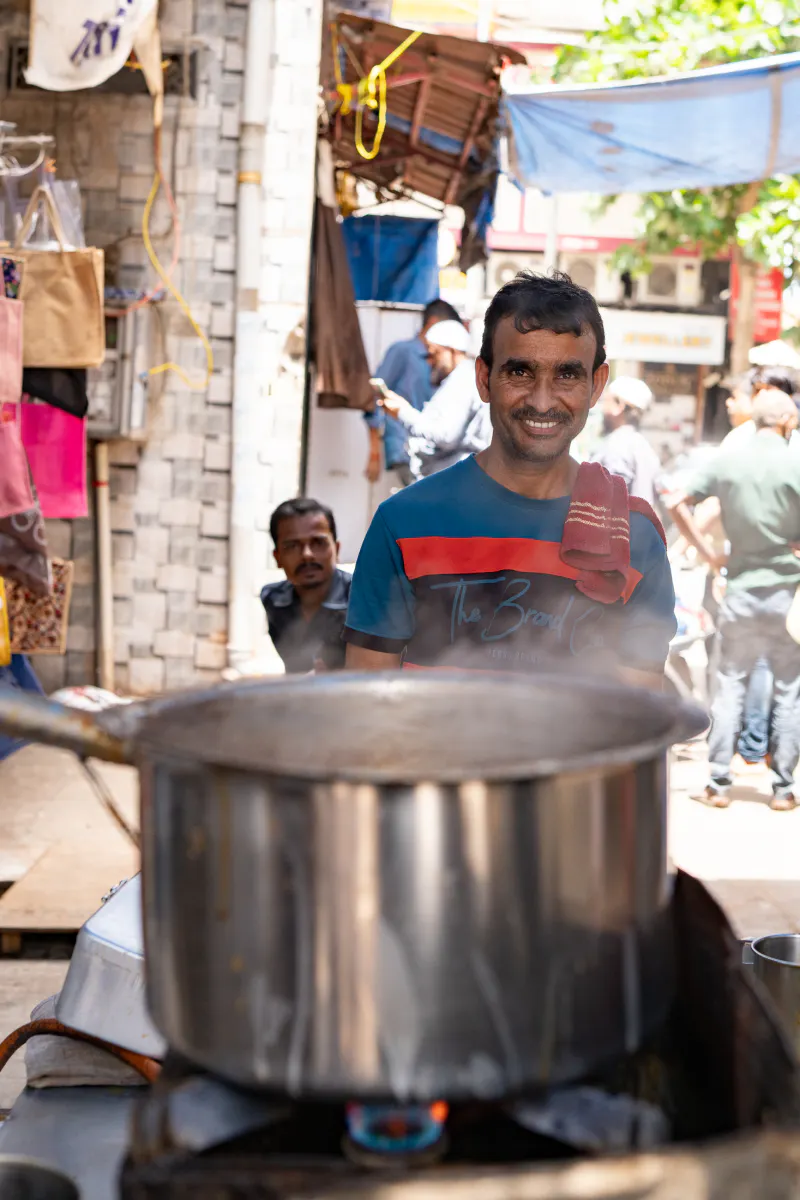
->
[50,180,86,248]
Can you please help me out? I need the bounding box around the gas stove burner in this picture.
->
[343,1101,449,1168]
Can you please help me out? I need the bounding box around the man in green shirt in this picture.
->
[668,389,800,810]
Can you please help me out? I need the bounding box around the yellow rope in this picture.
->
[141,170,214,392]
[354,68,389,160]
[336,26,423,161]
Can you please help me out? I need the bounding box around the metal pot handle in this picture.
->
[0,691,134,764]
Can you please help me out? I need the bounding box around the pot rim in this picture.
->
[110,671,709,784]
[751,933,800,969]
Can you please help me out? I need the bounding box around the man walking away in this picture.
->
[722,366,797,448]
[261,498,351,673]
[591,376,661,507]
[684,365,798,766]
[668,389,800,810]
[364,299,462,489]
[379,319,492,479]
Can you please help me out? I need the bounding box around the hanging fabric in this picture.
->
[14,186,105,369]
[0,403,34,518]
[22,368,88,419]
[18,401,88,520]
[25,0,158,93]
[0,293,24,407]
[0,461,51,600]
[313,199,374,411]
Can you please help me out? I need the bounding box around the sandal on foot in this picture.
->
[770,794,796,812]
[693,788,731,809]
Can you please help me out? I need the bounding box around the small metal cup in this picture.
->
[0,1157,79,1199]
[751,933,800,1054]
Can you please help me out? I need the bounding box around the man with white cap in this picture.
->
[379,319,492,479]
[591,376,661,507]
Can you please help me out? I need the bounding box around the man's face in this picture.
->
[726,386,753,427]
[426,342,457,385]
[601,391,626,434]
[273,512,338,595]
[476,319,609,464]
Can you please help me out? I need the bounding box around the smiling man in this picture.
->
[344,272,676,681]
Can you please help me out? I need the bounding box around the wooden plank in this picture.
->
[0,747,139,887]
[0,839,139,935]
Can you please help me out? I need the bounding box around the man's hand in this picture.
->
[365,450,381,483]
[365,426,382,483]
[379,390,411,421]
[668,497,724,574]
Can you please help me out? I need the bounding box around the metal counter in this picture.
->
[0,1087,138,1200]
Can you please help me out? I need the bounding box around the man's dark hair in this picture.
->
[724,368,759,398]
[753,366,797,397]
[422,298,462,326]
[270,497,337,546]
[480,270,606,373]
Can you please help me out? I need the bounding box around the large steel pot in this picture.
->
[0,673,706,1101]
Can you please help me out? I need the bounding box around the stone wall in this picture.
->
[0,0,323,694]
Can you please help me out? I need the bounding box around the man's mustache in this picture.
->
[511,406,570,424]
[296,562,323,573]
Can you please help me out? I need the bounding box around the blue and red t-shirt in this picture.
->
[344,456,676,675]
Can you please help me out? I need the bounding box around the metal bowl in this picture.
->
[0,1157,79,1200]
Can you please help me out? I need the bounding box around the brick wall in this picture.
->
[1,0,323,694]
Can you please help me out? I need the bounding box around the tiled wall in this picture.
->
[0,0,323,693]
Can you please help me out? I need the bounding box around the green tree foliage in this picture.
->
[554,0,800,280]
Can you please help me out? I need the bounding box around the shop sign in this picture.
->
[600,309,726,365]
[729,263,783,345]
[391,1,478,28]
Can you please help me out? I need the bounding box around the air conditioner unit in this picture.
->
[487,252,543,295]
[562,254,622,305]
[637,257,701,308]
[88,305,152,441]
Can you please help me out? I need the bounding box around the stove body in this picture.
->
[56,875,166,1059]
[118,875,800,1199]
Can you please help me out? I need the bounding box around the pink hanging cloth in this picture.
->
[15,399,88,519]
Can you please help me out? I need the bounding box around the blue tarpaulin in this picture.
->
[342,215,440,304]
[503,52,800,195]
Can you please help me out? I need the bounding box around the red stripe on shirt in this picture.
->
[396,536,642,602]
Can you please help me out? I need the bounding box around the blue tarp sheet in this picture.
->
[342,215,440,304]
[503,51,800,194]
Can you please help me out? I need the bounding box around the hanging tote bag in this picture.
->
[7,558,74,655]
[14,186,105,369]
[0,294,23,408]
